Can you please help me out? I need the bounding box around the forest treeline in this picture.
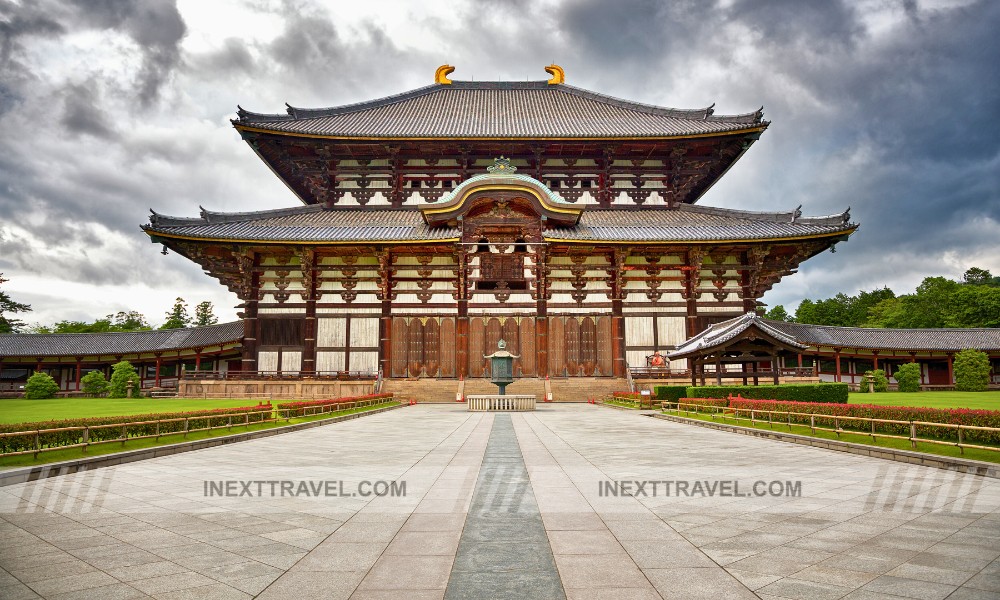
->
[765,267,1000,329]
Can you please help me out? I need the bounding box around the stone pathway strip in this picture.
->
[445,414,565,600]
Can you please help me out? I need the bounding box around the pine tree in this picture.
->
[194,301,218,327]
[161,297,191,329]
[0,273,32,333]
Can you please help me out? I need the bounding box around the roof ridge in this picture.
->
[235,81,765,126]
[0,321,242,339]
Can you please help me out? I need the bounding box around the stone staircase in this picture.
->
[381,378,460,403]
[548,377,629,402]
[381,376,628,403]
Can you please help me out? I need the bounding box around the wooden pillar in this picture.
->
[947,353,954,386]
[611,300,625,378]
[154,354,162,387]
[302,251,317,375]
[691,359,698,387]
[194,349,202,372]
[872,351,879,371]
[0,359,4,390]
[535,246,548,377]
[379,306,392,376]
[700,360,707,386]
[241,299,258,374]
[715,356,722,386]
[772,354,779,385]
[742,361,748,385]
[75,357,82,391]
[535,317,547,378]
[834,350,842,383]
[752,360,759,386]
[797,353,803,368]
[35,357,44,373]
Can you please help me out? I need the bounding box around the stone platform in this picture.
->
[2,405,999,599]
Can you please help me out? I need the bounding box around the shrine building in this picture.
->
[138,64,856,395]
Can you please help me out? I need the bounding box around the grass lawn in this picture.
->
[0,402,400,469]
[664,407,1000,464]
[848,391,1000,410]
[0,397,281,424]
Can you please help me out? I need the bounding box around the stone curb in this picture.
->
[649,412,1000,479]
[0,403,406,487]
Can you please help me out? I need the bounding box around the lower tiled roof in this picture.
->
[668,313,807,359]
[767,321,1000,352]
[0,322,243,358]
[144,204,854,244]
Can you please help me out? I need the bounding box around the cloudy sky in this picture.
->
[1,0,998,327]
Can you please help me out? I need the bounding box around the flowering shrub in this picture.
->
[276,394,394,417]
[0,404,273,454]
[725,398,1000,445]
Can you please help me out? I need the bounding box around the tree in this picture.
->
[80,370,109,397]
[24,372,59,399]
[895,363,922,393]
[108,361,140,398]
[194,301,218,327]
[963,267,994,286]
[161,297,191,329]
[29,310,152,334]
[953,349,992,392]
[0,273,32,334]
[764,305,793,322]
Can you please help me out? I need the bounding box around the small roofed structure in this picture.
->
[668,313,807,386]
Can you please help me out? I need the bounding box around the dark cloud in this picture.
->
[1,0,998,323]
[60,80,116,139]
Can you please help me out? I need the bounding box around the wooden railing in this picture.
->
[661,401,1000,456]
[467,395,536,411]
[0,397,397,460]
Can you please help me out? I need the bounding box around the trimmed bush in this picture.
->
[276,394,394,417]
[80,371,109,397]
[685,384,848,404]
[0,404,272,454]
[895,363,921,392]
[108,361,139,398]
[24,372,59,399]
[677,397,730,408]
[954,349,991,392]
[653,386,688,403]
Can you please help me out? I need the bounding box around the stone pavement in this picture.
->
[0,404,998,599]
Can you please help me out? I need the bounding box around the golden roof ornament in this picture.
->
[545,64,565,85]
[487,156,516,174]
[435,64,455,85]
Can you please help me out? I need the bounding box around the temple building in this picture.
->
[3,66,997,395]
[138,65,855,393]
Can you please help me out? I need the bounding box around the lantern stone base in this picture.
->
[467,394,536,411]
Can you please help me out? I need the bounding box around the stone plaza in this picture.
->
[2,405,999,599]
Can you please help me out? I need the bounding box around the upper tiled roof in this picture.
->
[0,322,243,358]
[234,81,766,139]
[669,313,807,359]
[767,321,1000,352]
[144,203,854,244]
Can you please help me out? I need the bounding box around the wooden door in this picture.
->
[424,319,440,378]
[408,319,424,377]
[469,318,486,377]
[580,316,596,376]
[485,318,502,376]
[503,318,520,375]
[391,317,408,377]
[927,362,948,385]
[548,317,565,376]
[565,317,581,376]
[597,316,613,376]
[440,317,456,378]
[519,318,536,376]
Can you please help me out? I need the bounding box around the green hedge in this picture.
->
[653,386,688,402]
[685,383,849,404]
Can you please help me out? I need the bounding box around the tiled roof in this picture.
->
[669,313,807,359]
[0,322,243,358]
[767,321,1000,352]
[144,204,853,243]
[145,206,461,242]
[234,81,766,139]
